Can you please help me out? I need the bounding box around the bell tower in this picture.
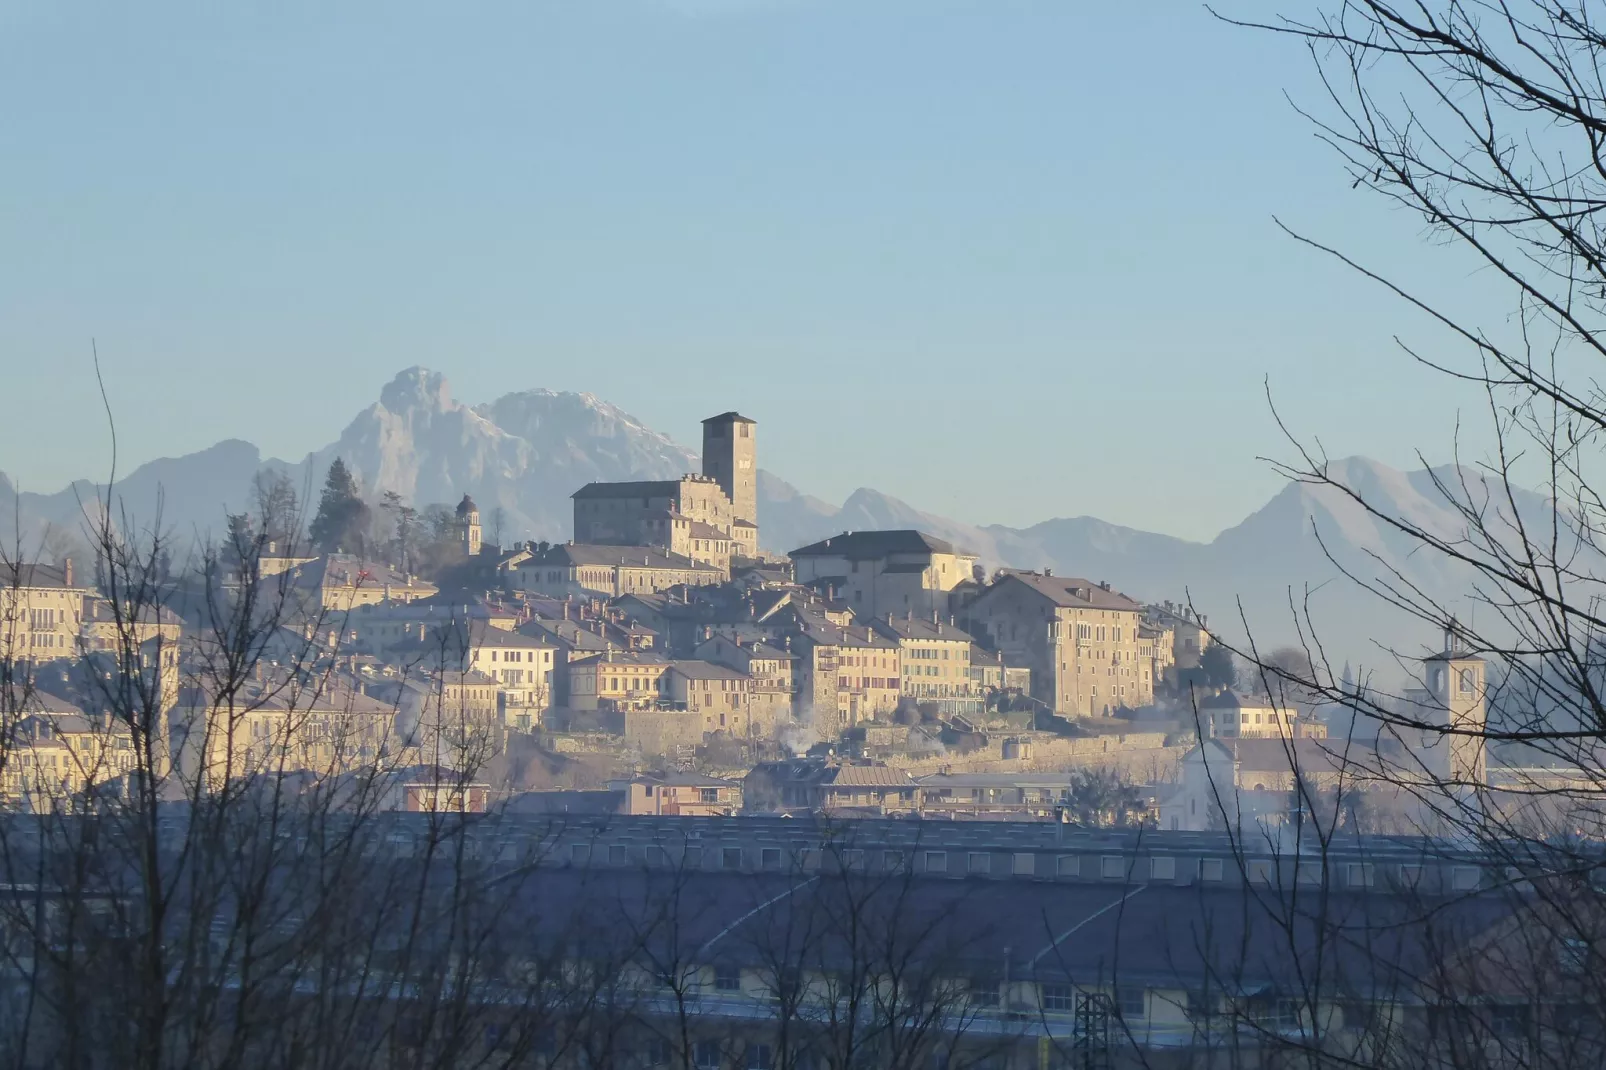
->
[456,494,482,558]
[701,411,757,528]
[1422,625,1486,787]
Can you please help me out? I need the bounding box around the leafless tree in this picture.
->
[1174,2,1606,1065]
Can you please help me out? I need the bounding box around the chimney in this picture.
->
[62,558,73,587]
[1042,568,1052,577]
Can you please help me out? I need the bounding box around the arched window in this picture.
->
[1459,668,1476,695]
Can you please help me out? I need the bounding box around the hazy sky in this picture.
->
[0,1,1507,541]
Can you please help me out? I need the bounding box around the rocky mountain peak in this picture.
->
[378,366,454,415]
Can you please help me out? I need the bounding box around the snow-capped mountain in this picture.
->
[0,367,1546,663]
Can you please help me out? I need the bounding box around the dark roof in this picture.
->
[0,561,84,590]
[874,615,975,643]
[1199,689,1274,710]
[1424,649,1485,663]
[571,650,671,668]
[789,530,966,560]
[668,660,750,681]
[701,411,756,424]
[686,521,729,541]
[571,480,682,501]
[519,543,719,572]
[991,571,1143,612]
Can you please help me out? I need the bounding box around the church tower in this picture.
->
[1422,626,1487,787]
[456,494,482,558]
[701,410,757,526]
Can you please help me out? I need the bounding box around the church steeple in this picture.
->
[456,494,482,558]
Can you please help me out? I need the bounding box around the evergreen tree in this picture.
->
[309,458,371,555]
[1199,642,1237,691]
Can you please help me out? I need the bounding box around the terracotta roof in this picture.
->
[824,764,918,788]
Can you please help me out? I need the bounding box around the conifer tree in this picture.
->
[308,458,370,554]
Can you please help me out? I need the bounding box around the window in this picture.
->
[701,788,720,804]
[746,1043,774,1070]
[925,851,947,873]
[761,847,782,870]
[694,1040,722,1069]
[1459,668,1475,694]
[644,1039,672,1066]
[884,850,905,871]
[1013,852,1036,875]
[684,846,703,869]
[968,852,991,874]
[1200,858,1225,882]
[1042,984,1077,1012]
[968,978,1001,1007]
[1296,862,1323,886]
[1150,856,1176,881]
[1452,866,1480,892]
[1101,856,1127,880]
[722,848,743,870]
[1397,864,1423,888]
[608,844,628,867]
[1118,987,1147,1019]
[570,844,591,866]
[1057,855,1080,878]
[1248,859,1274,885]
[714,965,741,991]
[1346,863,1375,887]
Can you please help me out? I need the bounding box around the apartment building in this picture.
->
[664,661,753,736]
[965,571,1152,717]
[0,560,91,662]
[567,650,673,711]
[175,680,404,788]
[788,530,978,618]
[873,613,980,716]
[694,633,796,736]
[607,773,744,816]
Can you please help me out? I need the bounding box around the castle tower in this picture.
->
[701,411,757,526]
[1422,628,1487,788]
[456,494,482,558]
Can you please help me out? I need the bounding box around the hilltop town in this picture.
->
[2,407,1517,835]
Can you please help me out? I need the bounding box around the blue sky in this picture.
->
[0,0,1505,540]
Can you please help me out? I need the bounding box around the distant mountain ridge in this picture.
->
[0,367,1532,664]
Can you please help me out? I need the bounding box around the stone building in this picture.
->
[567,650,673,711]
[964,570,1152,717]
[788,530,978,618]
[1198,689,1301,739]
[874,613,980,717]
[512,543,724,599]
[568,410,760,565]
[664,661,753,736]
[0,560,90,663]
[694,633,796,737]
[701,411,757,556]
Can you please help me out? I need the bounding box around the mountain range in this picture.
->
[0,367,1524,669]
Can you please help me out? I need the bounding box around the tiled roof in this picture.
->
[669,660,750,681]
[789,530,967,560]
[824,764,918,788]
[519,543,720,572]
[993,571,1143,612]
[571,480,682,500]
[874,615,974,643]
